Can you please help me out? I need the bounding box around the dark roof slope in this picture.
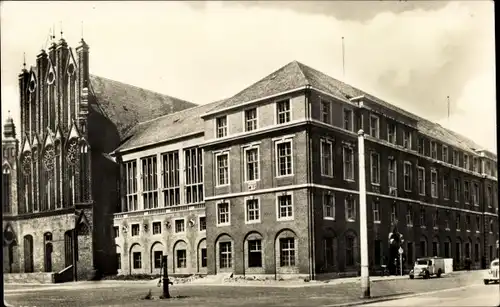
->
[89,75,197,140]
[115,99,226,152]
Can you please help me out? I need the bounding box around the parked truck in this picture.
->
[409,257,445,279]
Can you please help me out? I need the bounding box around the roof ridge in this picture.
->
[89,74,195,105]
[292,60,312,86]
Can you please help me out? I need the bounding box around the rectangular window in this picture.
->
[374,240,382,265]
[133,252,142,269]
[444,242,451,258]
[485,161,491,175]
[391,203,398,224]
[387,122,397,144]
[277,194,293,220]
[280,238,295,267]
[476,216,480,232]
[320,99,331,124]
[141,155,158,209]
[219,242,232,268]
[406,207,413,227]
[452,150,458,166]
[430,141,437,159]
[217,202,230,226]
[487,185,493,207]
[431,169,438,198]
[404,162,412,191]
[343,108,353,131]
[420,208,426,227]
[466,215,471,231]
[432,210,438,228]
[474,243,479,262]
[420,240,427,257]
[370,152,380,185]
[464,181,470,204]
[432,242,438,257]
[154,251,163,269]
[321,139,334,177]
[152,222,161,235]
[323,192,335,219]
[417,167,425,195]
[407,242,414,264]
[276,140,293,177]
[277,99,291,124]
[388,158,397,188]
[323,238,335,267]
[473,157,479,172]
[463,154,469,170]
[454,178,460,202]
[346,236,355,266]
[248,240,262,268]
[117,253,121,270]
[113,226,119,238]
[216,116,227,138]
[246,198,260,223]
[199,216,206,231]
[215,153,229,186]
[245,147,260,182]
[184,147,204,204]
[245,108,258,132]
[442,145,448,162]
[123,160,138,211]
[345,197,356,221]
[472,183,479,205]
[442,175,449,200]
[201,248,207,267]
[418,137,425,155]
[175,219,185,233]
[343,146,354,181]
[372,201,380,223]
[456,215,461,231]
[369,115,379,138]
[403,130,411,149]
[131,224,140,236]
[176,249,187,268]
[162,151,180,207]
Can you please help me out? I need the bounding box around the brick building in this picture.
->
[2,37,196,281]
[3,37,498,281]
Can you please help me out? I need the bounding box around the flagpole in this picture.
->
[342,36,345,80]
[447,96,450,126]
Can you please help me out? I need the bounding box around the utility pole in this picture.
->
[160,255,171,299]
[358,129,370,298]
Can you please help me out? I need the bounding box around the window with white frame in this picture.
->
[445,211,450,230]
[452,150,458,166]
[199,216,206,231]
[388,158,397,188]
[123,160,138,211]
[343,146,354,181]
[404,161,412,191]
[215,152,229,186]
[485,160,492,175]
[131,224,140,236]
[162,151,180,207]
[456,214,461,230]
[141,155,158,209]
[430,169,438,198]
[372,201,380,223]
[473,157,479,172]
[245,108,258,132]
[217,202,230,226]
[463,154,469,170]
[406,206,413,227]
[418,137,425,155]
[277,99,291,124]
[320,99,331,124]
[277,194,293,220]
[419,208,426,227]
[391,203,398,224]
[323,192,335,219]
[343,108,353,131]
[216,116,227,138]
[245,147,260,182]
[417,167,425,195]
[276,140,293,177]
[454,178,460,202]
[133,252,142,269]
[246,198,260,223]
[442,175,449,200]
[185,147,203,204]
[370,152,380,185]
[248,240,262,268]
[464,181,470,204]
[345,196,356,221]
[430,141,437,159]
[175,219,185,233]
[403,130,411,149]
[442,145,448,162]
[369,115,379,138]
[387,122,397,144]
[475,216,480,232]
[280,238,295,267]
[219,242,232,268]
[152,222,161,235]
[176,249,187,268]
[320,139,334,177]
[472,182,479,205]
[487,185,493,207]
[432,210,438,228]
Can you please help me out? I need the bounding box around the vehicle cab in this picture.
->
[484,258,499,284]
[409,257,444,279]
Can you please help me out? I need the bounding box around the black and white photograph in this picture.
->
[1,1,498,306]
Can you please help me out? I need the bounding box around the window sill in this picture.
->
[322,174,334,179]
[323,217,335,221]
[245,220,261,225]
[276,174,295,179]
[217,223,231,227]
[371,183,381,187]
[277,217,294,222]
[344,179,356,183]
[374,221,381,224]
[404,189,412,193]
[420,226,426,229]
[407,224,413,228]
[445,228,450,231]
[346,218,356,223]
[216,184,230,188]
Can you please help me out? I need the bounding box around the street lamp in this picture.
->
[358,130,370,299]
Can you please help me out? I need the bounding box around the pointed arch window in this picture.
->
[2,165,12,213]
[47,69,55,130]
[67,138,79,205]
[21,151,33,213]
[80,142,91,202]
[43,145,56,210]
[67,62,76,128]
[32,148,39,212]
[55,141,62,209]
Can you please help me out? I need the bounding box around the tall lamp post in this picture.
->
[358,130,370,298]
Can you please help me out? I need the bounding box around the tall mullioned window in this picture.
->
[2,165,11,213]
[142,156,158,209]
[124,160,138,211]
[162,151,180,206]
[185,147,203,204]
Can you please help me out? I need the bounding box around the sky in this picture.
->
[1,1,496,153]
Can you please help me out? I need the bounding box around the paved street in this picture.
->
[364,283,500,307]
[4,270,493,307]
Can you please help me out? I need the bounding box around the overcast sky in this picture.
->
[1,1,496,152]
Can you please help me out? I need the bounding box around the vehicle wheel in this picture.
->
[424,271,430,279]
[437,269,442,278]
[484,279,489,285]
[409,275,414,279]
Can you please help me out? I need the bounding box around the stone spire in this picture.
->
[3,111,16,139]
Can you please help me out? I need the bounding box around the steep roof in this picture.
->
[89,75,197,140]
[115,99,226,152]
[206,60,488,155]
